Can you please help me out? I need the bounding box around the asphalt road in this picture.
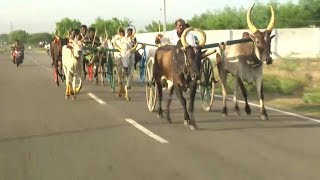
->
[0,49,320,180]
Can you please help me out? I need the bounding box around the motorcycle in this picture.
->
[13,50,24,67]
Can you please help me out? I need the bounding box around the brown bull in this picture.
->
[216,4,275,120]
[153,27,206,130]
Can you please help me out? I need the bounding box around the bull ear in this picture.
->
[270,35,275,39]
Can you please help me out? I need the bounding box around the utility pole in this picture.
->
[163,0,167,34]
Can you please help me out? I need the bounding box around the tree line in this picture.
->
[0,0,318,45]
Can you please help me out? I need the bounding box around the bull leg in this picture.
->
[188,81,197,112]
[219,71,228,117]
[54,67,59,86]
[117,84,125,98]
[117,65,125,97]
[174,85,195,130]
[217,60,228,116]
[72,76,76,100]
[58,61,65,82]
[188,81,198,130]
[237,78,251,115]
[65,84,69,99]
[233,77,241,115]
[94,64,98,84]
[99,66,105,86]
[256,80,268,120]
[166,86,174,123]
[156,79,164,119]
[125,86,130,101]
[65,71,70,99]
[125,68,133,101]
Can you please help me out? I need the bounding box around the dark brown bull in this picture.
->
[153,27,206,130]
[216,4,275,120]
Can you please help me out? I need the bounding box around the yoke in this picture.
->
[138,38,252,50]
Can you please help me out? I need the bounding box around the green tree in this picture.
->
[90,17,132,38]
[27,33,52,46]
[298,0,320,27]
[55,18,82,38]
[142,0,319,31]
[8,30,28,43]
[144,20,162,32]
[0,34,9,43]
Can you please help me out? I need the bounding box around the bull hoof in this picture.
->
[157,113,163,119]
[125,96,131,101]
[245,105,251,115]
[189,125,197,131]
[184,120,188,126]
[234,106,240,115]
[72,96,76,100]
[261,114,269,120]
[222,112,228,117]
[166,117,172,123]
[65,95,69,99]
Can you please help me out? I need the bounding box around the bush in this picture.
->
[263,75,304,95]
[214,74,305,96]
[303,91,320,104]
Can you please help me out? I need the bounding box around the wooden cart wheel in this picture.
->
[199,57,215,111]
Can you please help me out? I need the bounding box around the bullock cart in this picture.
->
[83,47,119,92]
[143,38,252,112]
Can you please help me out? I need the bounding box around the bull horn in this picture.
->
[194,28,206,47]
[181,27,193,49]
[246,3,259,33]
[266,5,275,32]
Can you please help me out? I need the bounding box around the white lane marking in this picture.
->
[31,59,40,65]
[125,118,169,144]
[87,93,106,105]
[215,95,320,123]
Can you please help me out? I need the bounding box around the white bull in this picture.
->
[62,40,84,100]
[111,35,135,100]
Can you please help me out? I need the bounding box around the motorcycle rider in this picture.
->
[11,39,25,64]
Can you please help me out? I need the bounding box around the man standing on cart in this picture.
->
[82,27,101,82]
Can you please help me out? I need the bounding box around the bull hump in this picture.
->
[227,42,253,57]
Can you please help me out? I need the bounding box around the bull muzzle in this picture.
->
[266,57,273,65]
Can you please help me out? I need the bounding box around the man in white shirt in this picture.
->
[164,18,196,47]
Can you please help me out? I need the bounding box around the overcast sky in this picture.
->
[0,0,298,34]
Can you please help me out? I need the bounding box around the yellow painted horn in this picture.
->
[181,27,192,49]
[246,4,259,33]
[266,5,275,32]
[194,28,206,47]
